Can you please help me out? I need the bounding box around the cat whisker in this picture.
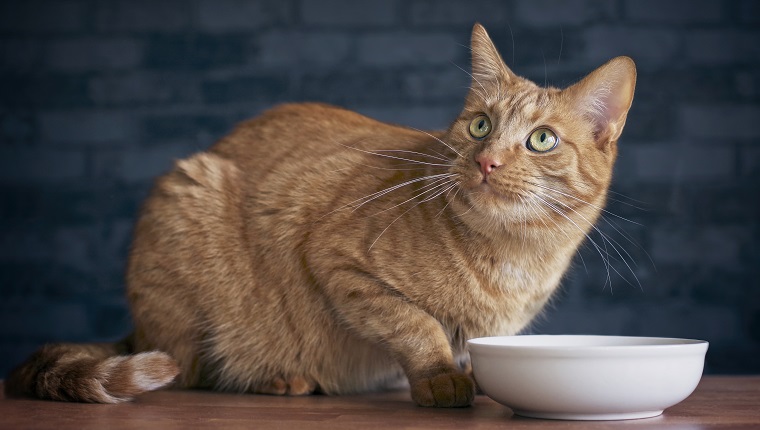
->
[530,192,614,290]
[357,164,445,172]
[537,191,642,291]
[605,189,651,211]
[368,182,456,252]
[549,177,651,211]
[406,127,464,158]
[525,197,589,273]
[369,177,462,250]
[435,183,461,218]
[528,179,655,272]
[319,173,455,220]
[339,143,455,168]
[428,148,451,161]
[351,174,458,214]
[372,149,451,163]
[527,181,643,227]
[600,215,657,271]
[368,177,457,217]
[450,59,490,101]
[421,181,457,203]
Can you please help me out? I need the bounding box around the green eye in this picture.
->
[527,128,558,152]
[469,115,492,139]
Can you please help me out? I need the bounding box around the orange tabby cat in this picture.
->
[5,24,636,407]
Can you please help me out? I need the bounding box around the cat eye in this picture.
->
[468,115,492,139]
[527,128,559,153]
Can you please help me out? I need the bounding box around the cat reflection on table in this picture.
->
[6,24,636,408]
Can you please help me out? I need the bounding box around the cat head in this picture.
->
[444,24,636,238]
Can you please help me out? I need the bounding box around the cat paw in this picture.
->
[254,376,316,396]
[410,371,475,407]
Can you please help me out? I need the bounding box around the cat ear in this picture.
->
[564,56,637,144]
[470,23,515,85]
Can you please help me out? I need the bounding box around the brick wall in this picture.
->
[1,0,758,376]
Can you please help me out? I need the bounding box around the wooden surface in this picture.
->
[1,376,759,429]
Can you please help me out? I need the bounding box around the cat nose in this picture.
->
[476,154,502,177]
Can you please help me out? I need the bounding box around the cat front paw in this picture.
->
[410,371,475,407]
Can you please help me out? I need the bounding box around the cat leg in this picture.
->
[253,376,317,396]
[321,270,475,407]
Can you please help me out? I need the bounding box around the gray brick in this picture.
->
[142,114,233,143]
[1,74,90,108]
[735,69,760,99]
[636,69,746,104]
[257,31,352,68]
[0,39,45,71]
[95,219,133,273]
[515,0,616,26]
[739,0,760,23]
[0,112,34,143]
[584,27,680,67]
[301,71,406,104]
[685,30,760,66]
[301,0,397,27]
[623,101,677,141]
[631,145,734,182]
[680,105,760,140]
[39,111,135,145]
[88,72,202,106]
[357,33,461,66]
[46,38,143,72]
[0,302,91,339]
[51,220,133,275]
[145,34,248,70]
[0,260,97,299]
[636,303,742,343]
[0,183,147,225]
[203,75,289,104]
[742,147,760,177]
[404,69,469,102]
[408,0,510,26]
[480,27,584,68]
[95,0,191,32]
[196,0,292,32]
[0,0,85,33]
[0,227,53,263]
[624,0,724,24]
[356,105,460,130]
[54,225,95,273]
[94,144,198,183]
[0,147,86,184]
[90,298,131,338]
[650,224,745,268]
[532,302,636,336]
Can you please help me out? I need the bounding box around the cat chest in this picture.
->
[496,262,536,291]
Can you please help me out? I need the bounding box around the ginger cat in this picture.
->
[5,24,636,407]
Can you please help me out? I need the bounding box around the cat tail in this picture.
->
[3,336,180,403]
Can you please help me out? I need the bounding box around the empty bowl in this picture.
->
[468,335,708,420]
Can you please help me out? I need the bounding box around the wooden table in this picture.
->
[1,376,758,429]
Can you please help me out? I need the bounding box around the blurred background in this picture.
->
[1,0,758,376]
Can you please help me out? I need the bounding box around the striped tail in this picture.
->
[4,338,179,403]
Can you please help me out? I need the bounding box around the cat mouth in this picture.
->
[470,182,523,204]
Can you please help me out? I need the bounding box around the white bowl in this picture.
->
[468,335,708,421]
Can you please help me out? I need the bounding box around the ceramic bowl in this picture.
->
[467,335,708,421]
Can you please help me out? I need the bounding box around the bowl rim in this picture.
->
[467,335,709,358]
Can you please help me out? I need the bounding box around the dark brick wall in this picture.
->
[1,0,758,376]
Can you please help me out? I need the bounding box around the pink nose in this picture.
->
[476,154,502,177]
